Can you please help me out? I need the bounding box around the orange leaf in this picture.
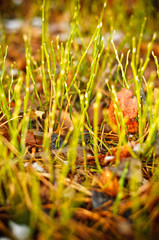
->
[108,88,138,133]
[99,169,119,197]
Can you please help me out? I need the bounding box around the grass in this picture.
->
[0,0,159,239]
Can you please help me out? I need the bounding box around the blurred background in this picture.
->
[0,0,159,70]
[0,0,159,33]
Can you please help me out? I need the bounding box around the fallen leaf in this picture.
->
[108,157,142,182]
[55,110,73,137]
[25,130,43,145]
[110,145,131,160]
[108,88,138,133]
[91,190,114,208]
[50,133,64,149]
[87,102,105,126]
[25,130,36,145]
[99,169,119,197]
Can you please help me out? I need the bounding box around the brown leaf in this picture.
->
[87,102,105,127]
[25,130,43,145]
[55,110,73,137]
[25,130,36,145]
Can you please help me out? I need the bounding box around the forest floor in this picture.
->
[0,1,159,239]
